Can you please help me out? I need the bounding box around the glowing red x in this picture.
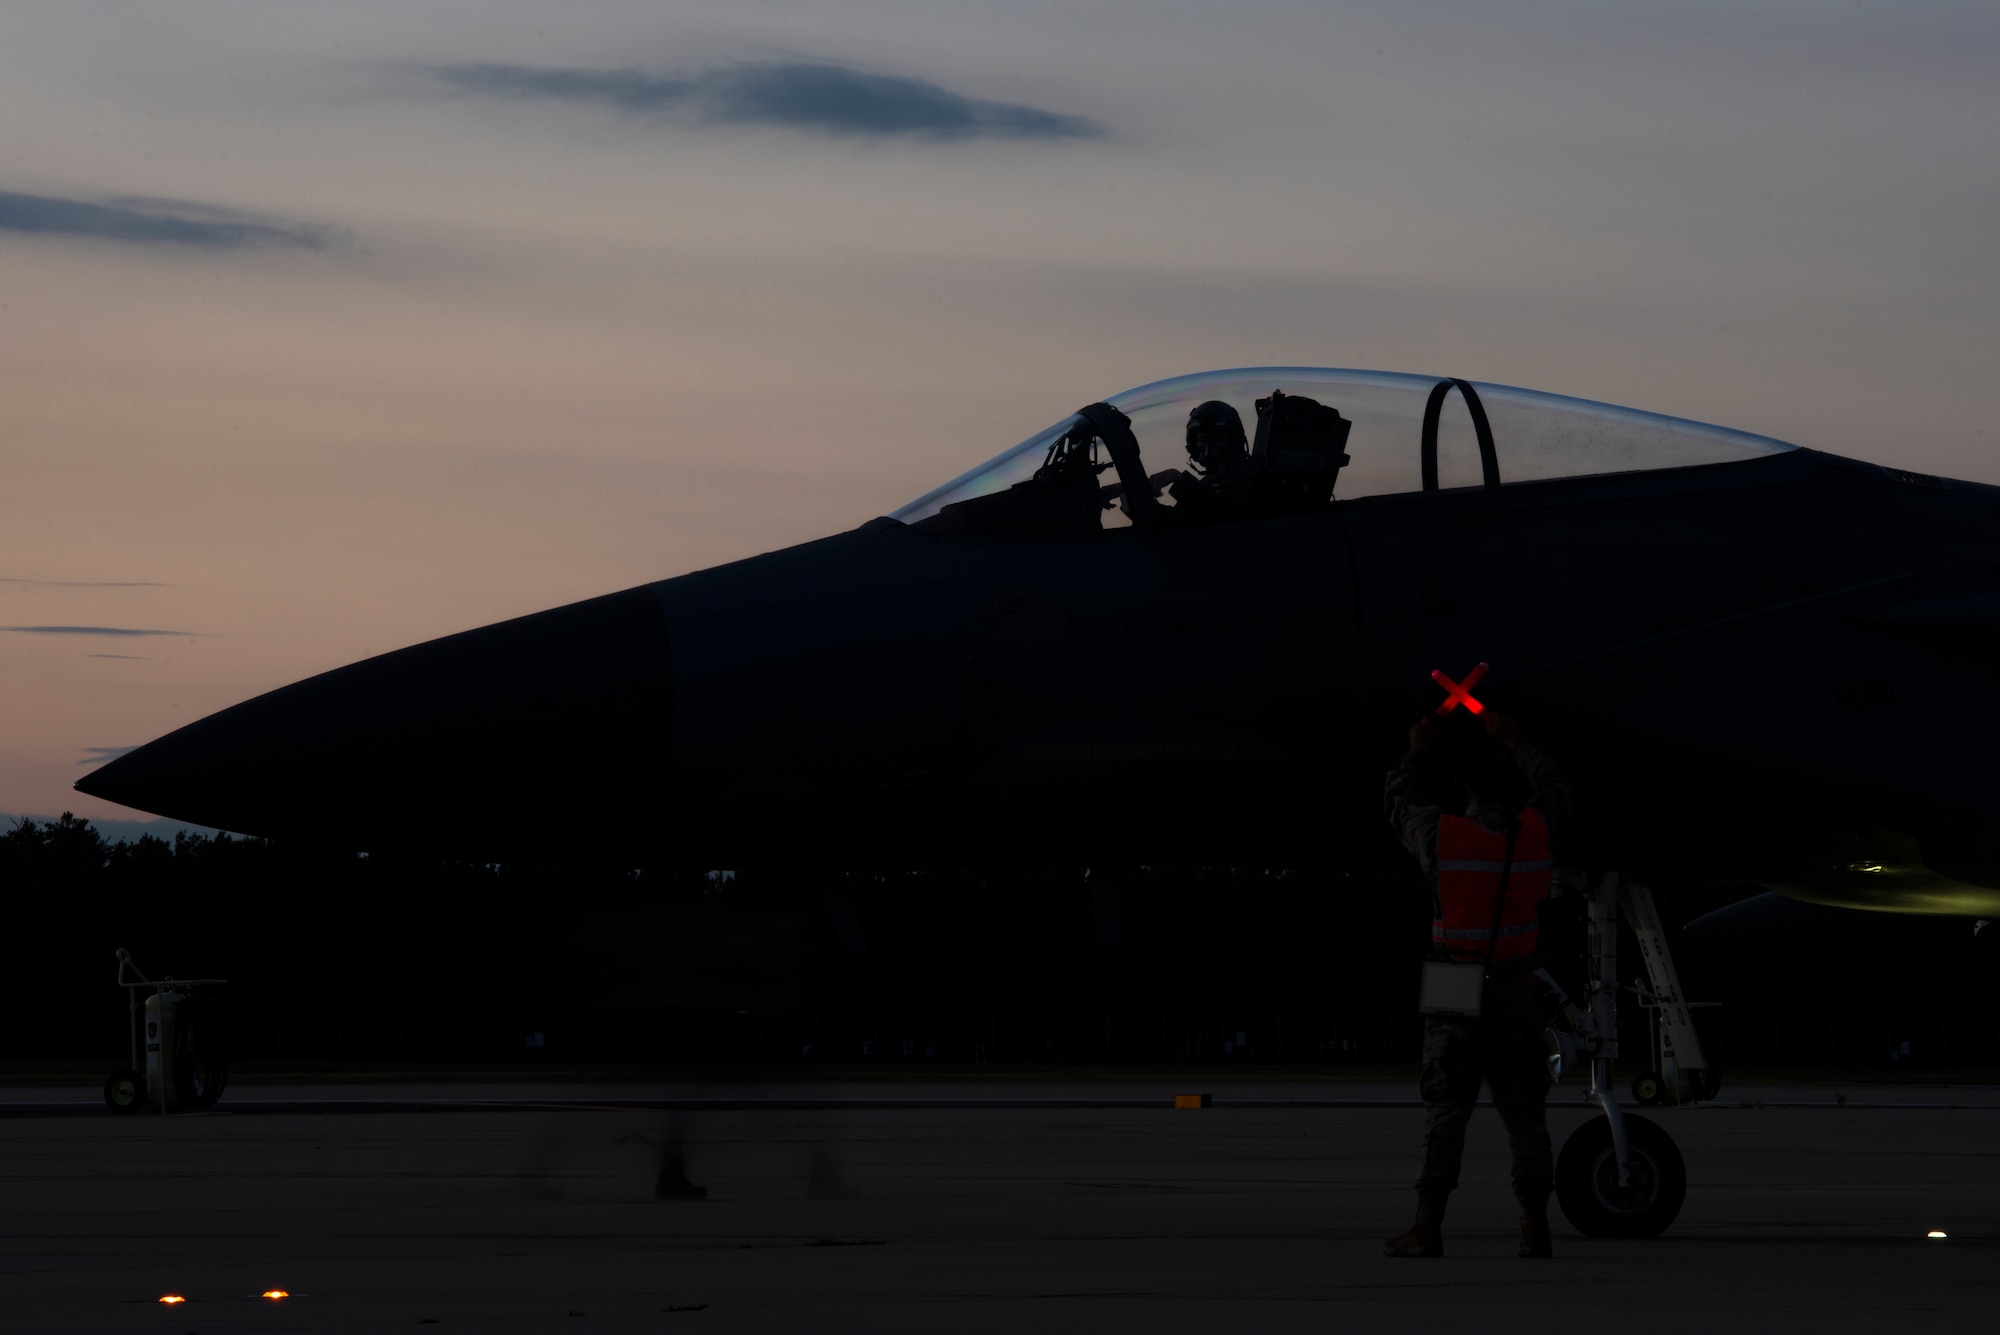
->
[1431,662,1488,716]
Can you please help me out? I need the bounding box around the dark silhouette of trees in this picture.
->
[3,814,1991,1072]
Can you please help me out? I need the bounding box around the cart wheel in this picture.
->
[1555,1113,1686,1238]
[175,1050,228,1109]
[1686,1067,1721,1102]
[172,996,228,1109]
[1631,1070,1664,1105]
[103,1069,145,1115]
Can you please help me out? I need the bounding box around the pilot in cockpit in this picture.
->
[1166,400,1254,522]
[1186,400,1251,477]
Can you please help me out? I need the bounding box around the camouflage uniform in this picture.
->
[1384,743,1571,1207]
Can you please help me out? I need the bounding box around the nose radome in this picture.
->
[76,587,673,864]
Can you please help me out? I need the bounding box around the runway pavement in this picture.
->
[2,1078,1995,1333]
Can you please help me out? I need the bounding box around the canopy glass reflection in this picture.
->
[892,367,1797,533]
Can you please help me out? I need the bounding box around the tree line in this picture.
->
[3,814,1991,1073]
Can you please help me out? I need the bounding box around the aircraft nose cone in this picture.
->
[76,587,672,863]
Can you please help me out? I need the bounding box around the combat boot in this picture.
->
[1518,1198,1553,1258]
[1383,1191,1447,1257]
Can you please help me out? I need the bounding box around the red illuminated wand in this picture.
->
[1430,662,1489,716]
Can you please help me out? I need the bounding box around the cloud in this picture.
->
[432,60,1104,142]
[1,625,194,637]
[0,191,337,249]
[0,577,164,588]
[79,746,140,767]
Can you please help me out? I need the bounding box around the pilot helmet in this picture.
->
[1185,400,1247,468]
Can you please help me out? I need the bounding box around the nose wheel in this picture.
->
[1555,1112,1686,1237]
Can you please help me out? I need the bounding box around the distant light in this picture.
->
[263,1289,290,1300]
[1927,1230,1947,1239]
[158,1295,186,1304]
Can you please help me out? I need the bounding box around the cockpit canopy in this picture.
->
[891,367,1796,534]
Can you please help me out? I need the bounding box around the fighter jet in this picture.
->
[76,366,2000,922]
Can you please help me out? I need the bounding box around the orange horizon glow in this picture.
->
[4,6,1997,827]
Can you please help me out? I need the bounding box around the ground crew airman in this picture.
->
[1382,711,1571,1259]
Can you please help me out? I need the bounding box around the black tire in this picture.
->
[1555,1113,1686,1238]
[175,1050,228,1108]
[172,997,228,1109]
[1631,1070,1664,1105]
[103,1069,146,1115]
[1686,1067,1722,1102]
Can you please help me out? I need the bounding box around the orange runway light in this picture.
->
[263,1289,291,1300]
[1431,662,1488,716]
[157,1295,186,1305]
[1173,1094,1211,1109]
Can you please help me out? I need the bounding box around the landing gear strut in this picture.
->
[1549,873,1702,1238]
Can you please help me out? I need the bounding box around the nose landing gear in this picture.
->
[1550,873,1703,1238]
[1556,1111,1688,1237]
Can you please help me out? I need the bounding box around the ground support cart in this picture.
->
[103,948,227,1115]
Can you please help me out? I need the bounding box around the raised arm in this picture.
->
[1383,717,1443,873]
[1511,741,1571,842]
[1483,713,1570,846]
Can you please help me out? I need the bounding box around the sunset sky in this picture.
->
[4,1,1997,826]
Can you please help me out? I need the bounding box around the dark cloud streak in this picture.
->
[2,625,194,637]
[0,577,165,588]
[433,60,1103,142]
[0,191,335,249]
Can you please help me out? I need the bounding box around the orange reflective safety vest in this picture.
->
[1432,808,1552,963]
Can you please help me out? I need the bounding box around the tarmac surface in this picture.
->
[3,1078,1996,1333]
